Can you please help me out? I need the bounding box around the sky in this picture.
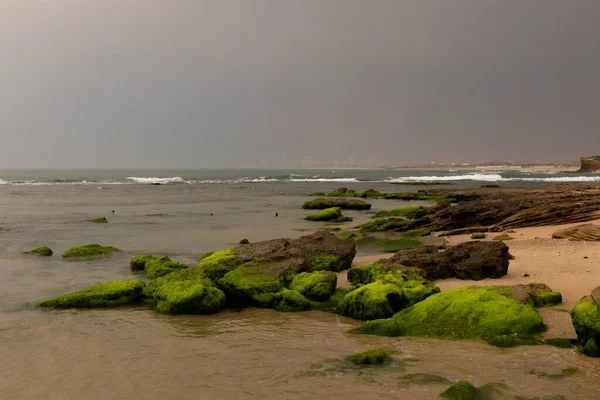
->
[1,0,599,168]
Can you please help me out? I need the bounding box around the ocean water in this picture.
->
[1,170,599,399]
[0,168,599,186]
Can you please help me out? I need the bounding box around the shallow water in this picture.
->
[1,183,600,399]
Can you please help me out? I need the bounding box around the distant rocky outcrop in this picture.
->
[552,224,600,241]
[578,156,600,172]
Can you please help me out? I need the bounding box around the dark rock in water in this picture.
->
[389,241,510,280]
[239,238,250,245]
[571,286,600,357]
[499,283,562,307]
[302,197,371,210]
[346,349,389,365]
[30,246,53,257]
[149,183,162,186]
[552,224,600,241]
[37,280,145,308]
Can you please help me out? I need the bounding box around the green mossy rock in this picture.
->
[305,207,343,221]
[337,279,439,321]
[37,280,145,308]
[570,294,600,357]
[218,261,284,305]
[143,269,226,314]
[347,261,425,286]
[338,231,359,241]
[31,246,53,257]
[62,244,121,259]
[289,271,337,301]
[346,349,389,365]
[89,217,108,224]
[306,253,345,272]
[274,289,312,312]
[145,256,188,279]
[197,248,242,280]
[471,233,487,239]
[440,381,480,400]
[493,234,514,241]
[130,255,155,271]
[352,286,546,346]
[302,198,371,210]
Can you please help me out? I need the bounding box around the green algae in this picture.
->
[306,253,345,272]
[346,349,389,365]
[62,244,121,259]
[347,261,424,286]
[218,261,283,305]
[351,286,546,347]
[274,288,312,312]
[197,248,242,280]
[143,269,226,314]
[311,287,356,311]
[302,198,371,210]
[338,231,359,241]
[130,255,155,271]
[440,381,479,400]
[289,271,337,301]
[398,373,451,386]
[37,280,145,308]
[374,206,432,219]
[543,338,577,348]
[529,367,581,380]
[327,189,383,198]
[533,292,562,307]
[471,233,487,239]
[145,256,188,279]
[570,297,600,356]
[30,246,53,257]
[357,218,408,232]
[305,207,353,222]
[89,217,108,224]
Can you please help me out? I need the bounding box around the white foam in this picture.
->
[126,177,186,184]
[289,178,361,182]
[0,179,7,185]
[386,174,504,182]
[505,176,600,182]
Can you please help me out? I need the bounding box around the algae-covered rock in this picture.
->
[302,198,371,210]
[347,260,425,286]
[145,256,188,279]
[130,255,155,271]
[500,283,562,307]
[289,271,337,301]
[89,217,108,224]
[143,269,226,314]
[352,286,546,346]
[399,373,452,386]
[346,349,389,365]
[374,206,433,219]
[31,246,53,257]
[197,248,242,280]
[440,381,479,400]
[37,280,145,308]
[305,207,345,222]
[338,231,359,241]
[275,288,311,312]
[218,260,287,305]
[337,278,439,321]
[570,290,600,357]
[292,231,356,271]
[493,233,514,241]
[62,244,120,259]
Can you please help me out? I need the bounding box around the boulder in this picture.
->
[197,249,243,280]
[570,286,600,357]
[144,256,188,279]
[291,230,357,271]
[37,280,145,308]
[62,244,121,259]
[289,271,337,301]
[144,269,226,314]
[346,349,389,365]
[552,224,600,241]
[351,286,546,347]
[389,241,510,280]
[305,207,352,222]
[30,246,53,257]
[500,283,562,307]
[302,197,371,210]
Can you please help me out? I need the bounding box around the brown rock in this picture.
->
[578,156,600,172]
[552,224,600,241]
[389,241,510,280]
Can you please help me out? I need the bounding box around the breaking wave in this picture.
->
[126,177,188,184]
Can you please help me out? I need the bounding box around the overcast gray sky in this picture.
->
[1,0,599,168]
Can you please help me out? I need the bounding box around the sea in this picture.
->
[1,169,599,399]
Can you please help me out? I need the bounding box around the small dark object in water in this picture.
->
[584,256,589,259]
[276,212,279,217]
[210,213,214,216]
[524,273,530,277]
[239,239,250,245]
[111,210,115,214]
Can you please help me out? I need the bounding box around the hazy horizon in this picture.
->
[1,0,599,168]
